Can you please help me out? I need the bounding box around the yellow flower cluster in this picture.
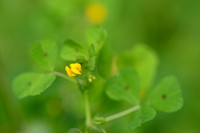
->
[85,2,107,25]
[65,63,82,78]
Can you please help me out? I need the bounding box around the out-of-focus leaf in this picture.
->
[89,44,96,57]
[117,44,158,90]
[148,76,183,112]
[106,67,140,105]
[60,39,89,61]
[13,72,56,99]
[96,45,113,78]
[127,106,156,130]
[88,56,96,71]
[86,26,107,53]
[29,39,58,71]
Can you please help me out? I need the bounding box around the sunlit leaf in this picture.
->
[106,67,140,105]
[117,44,158,90]
[60,39,89,61]
[148,76,183,112]
[29,38,58,71]
[86,26,107,53]
[127,106,156,130]
[13,72,56,99]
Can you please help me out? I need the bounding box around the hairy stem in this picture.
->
[84,91,92,127]
[105,105,140,122]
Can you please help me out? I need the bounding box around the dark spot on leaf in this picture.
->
[97,40,100,44]
[44,53,48,57]
[139,116,142,119]
[75,49,79,53]
[125,86,129,90]
[162,94,167,99]
[27,82,32,86]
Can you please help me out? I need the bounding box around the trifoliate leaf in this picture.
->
[127,106,156,130]
[29,38,58,71]
[86,26,107,53]
[106,67,140,105]
[148,76,183,112]
[13,72,56,99]
[117,44,158,90]
[60,39,89,61]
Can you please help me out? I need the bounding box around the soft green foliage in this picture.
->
[29,39,58,71]
[11,25,183,132]
[96,46,113,78]
[106,67,140,105]
[148,76,183,112]
[117,44,158,90]
[89,44,96,57]
[105,66,183,130]
[68,128,82,133]
[127,106,156,130]
[60,39,89,61]
[88,56,96,71]
[86,26,107,53]
[13,73,56,99]
[88,44,96,71]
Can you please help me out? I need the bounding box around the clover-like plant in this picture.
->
[13,27,183,133]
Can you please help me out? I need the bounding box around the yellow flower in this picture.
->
[85,2,107,25]
[65,63,82,78]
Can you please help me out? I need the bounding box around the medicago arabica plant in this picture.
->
[13,26,183,133]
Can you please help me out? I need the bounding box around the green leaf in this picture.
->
[148,76,183,112]
[60,39,89,61]
[88,56,96,71]
[106,67,140,105]
[86,26,107,53]
[96,45,113,78]
[13,72,56,99]
[89,44,96,57]
[117,44,158,90]
[29,38,58,71]
[127,106,156,130]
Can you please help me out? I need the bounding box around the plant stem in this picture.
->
[53,71,76,83]
[83,90,92,127]
[105,105,140,122]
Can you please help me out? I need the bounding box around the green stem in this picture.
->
[84,91,92,127]
[105,105,140,122]
[53,71,76,83]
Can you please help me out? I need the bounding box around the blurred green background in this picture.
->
[0,0,200,133]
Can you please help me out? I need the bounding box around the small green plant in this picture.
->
[13,26,183,133]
